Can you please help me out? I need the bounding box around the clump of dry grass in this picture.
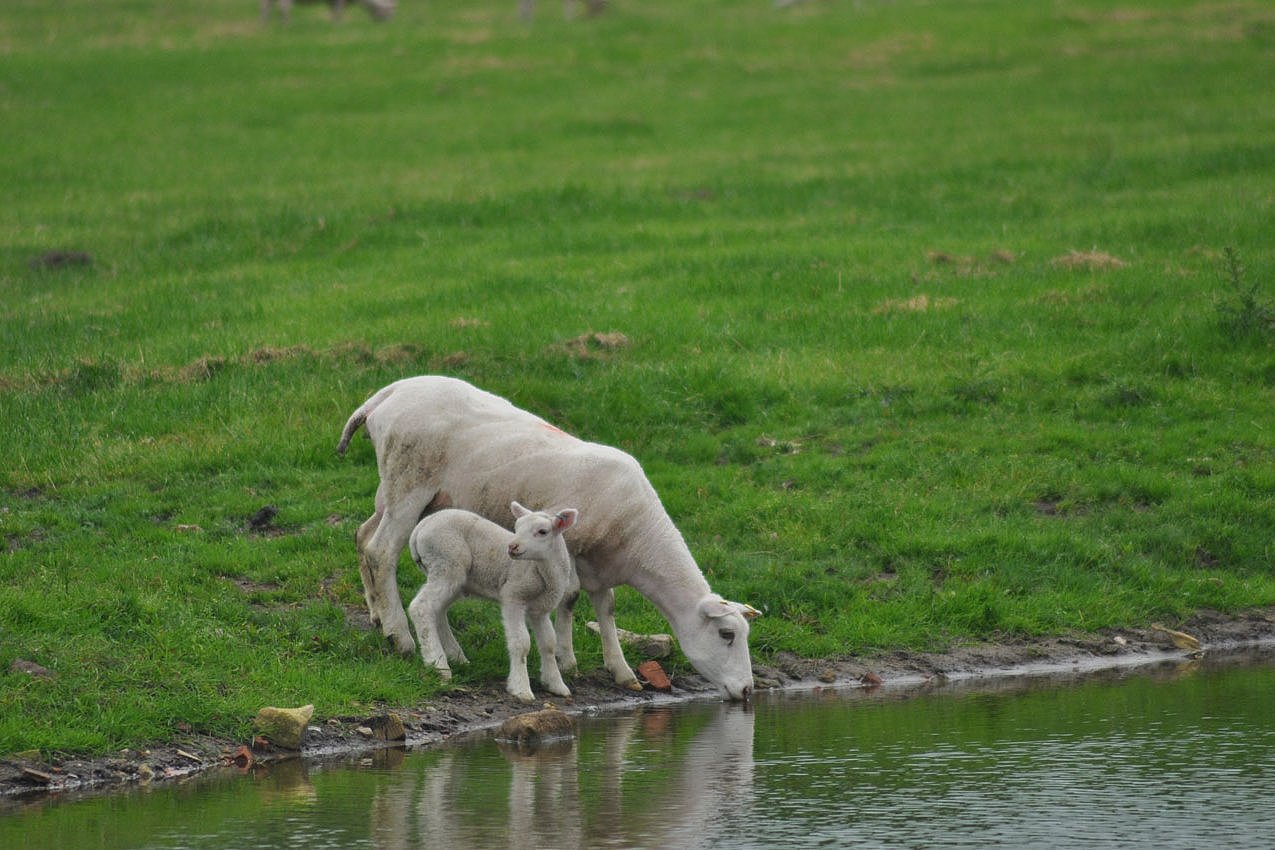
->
[873,294,959,314]
[1050,250,1128,271]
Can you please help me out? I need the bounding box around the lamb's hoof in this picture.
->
[623,680,644,692]
[512,692,536,704]
[545,684,572,698]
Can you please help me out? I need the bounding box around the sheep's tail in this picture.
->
[336,384,396,455]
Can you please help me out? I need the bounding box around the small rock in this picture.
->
[356,726,374,738]
[367,713,406,742]
[587,622,674,659]
[496,707,576,752]
[253,704,314,750]
[818,669,838,683]
[21,766,53,784]
[1150,624,1202,652]
[860,671,884,686]
[13,749,43,762]
[637,660,672,692]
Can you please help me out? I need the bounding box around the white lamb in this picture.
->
[408,501,579,703]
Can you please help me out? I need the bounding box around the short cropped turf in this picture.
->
[2,0,1273,755]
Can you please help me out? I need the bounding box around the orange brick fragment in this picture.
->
[637,660,672,692]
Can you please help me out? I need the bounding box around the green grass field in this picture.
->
[2,0,1274,755]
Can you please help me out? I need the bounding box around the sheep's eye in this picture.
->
[536,529,548,536]
[718,629,736,646]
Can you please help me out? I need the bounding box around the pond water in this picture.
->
[4,650,1274,850]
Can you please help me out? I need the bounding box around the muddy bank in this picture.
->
[4,607,1274,803]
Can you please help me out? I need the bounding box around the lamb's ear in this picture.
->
[553,508,578,532]
[511,501,531,519]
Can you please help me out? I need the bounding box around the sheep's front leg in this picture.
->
[587,587,642,691]
[530,612,571,697]
[501,601,536,703]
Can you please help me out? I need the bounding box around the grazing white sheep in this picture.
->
[337,375,761,701]
[408,502,578,703]
[261,0,395,23]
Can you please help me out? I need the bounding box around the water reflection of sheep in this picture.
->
[367,703,755,849]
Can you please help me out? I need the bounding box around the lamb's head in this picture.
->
[507,501,578,561]
[683,594,761,701]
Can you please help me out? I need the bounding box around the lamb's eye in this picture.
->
[536,529,548,536]
[718,629,736,646]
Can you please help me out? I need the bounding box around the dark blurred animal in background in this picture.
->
[261,0,395,23]
[518,0,608,21]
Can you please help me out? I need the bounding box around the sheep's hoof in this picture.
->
[623,680,644,692]
[390,633,417,656]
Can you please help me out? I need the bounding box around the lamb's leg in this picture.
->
[407,583,453,679]
[357,486,431,655]
[501,602,536,703]
[587,587,642,691]
[437,610,469,665]
[553,591,579,674]
[530,612,571,697]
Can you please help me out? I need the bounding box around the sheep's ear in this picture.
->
[697,595,761,620]
[553,509,578,532]
[511,501,530,519]
[697,595,732,620]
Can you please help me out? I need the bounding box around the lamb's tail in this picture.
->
[336,384,396,455]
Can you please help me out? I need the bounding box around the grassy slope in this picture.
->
[1,0,1273,754]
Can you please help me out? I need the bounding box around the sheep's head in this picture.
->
[507,501,578,560]
[682,594,761,701]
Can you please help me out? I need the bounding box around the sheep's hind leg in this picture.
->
[357,488,432,655]
[588,587,642,691]
[530,612,570,697]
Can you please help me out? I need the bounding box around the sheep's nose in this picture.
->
[508,543,521,557]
